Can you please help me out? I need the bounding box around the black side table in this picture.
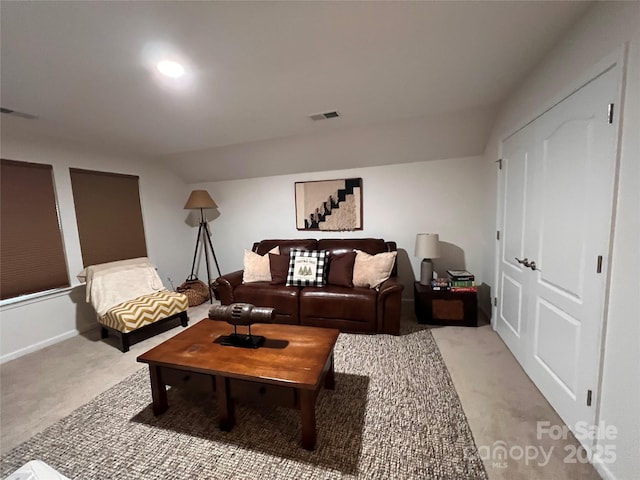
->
[414,282,478,327]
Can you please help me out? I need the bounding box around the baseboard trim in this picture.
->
[0,329,78,364]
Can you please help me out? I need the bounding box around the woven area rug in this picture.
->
[1,323,487,479]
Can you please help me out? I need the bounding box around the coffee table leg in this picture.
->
[324,353,335,390]
[300,389,317,450]
[215,376,235,431]
[149,365,168,416]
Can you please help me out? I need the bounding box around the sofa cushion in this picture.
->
[254,239,318,256]
[269,253,290,285]
[318,238,387,256]
[327,251,356,287]
[243,246,279,283]
[300,285,377,327]
[286,249,329,287]
[352,250,397,289]
[318,238,398,277]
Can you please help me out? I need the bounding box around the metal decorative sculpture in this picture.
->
[208,303,274,348]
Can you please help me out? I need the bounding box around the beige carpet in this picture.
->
[1,320,486,479]
[0,303,600,479]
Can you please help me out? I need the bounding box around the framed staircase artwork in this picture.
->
[295,178,363,231]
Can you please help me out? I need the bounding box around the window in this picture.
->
[69,168,147,267]
[1,159,70,300]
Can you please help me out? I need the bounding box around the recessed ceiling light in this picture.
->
[157,60,185,78]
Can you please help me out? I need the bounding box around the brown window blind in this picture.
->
[70,168,147,267]
[1,159,70,300]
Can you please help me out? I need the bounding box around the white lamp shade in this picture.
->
[415,233,440,259]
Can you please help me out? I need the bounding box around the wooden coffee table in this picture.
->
[137,319,340,450]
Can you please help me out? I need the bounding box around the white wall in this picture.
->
[482,3,640,479]
[163,105,496,183]
[190,156,488,301]
[0,99,493,360]
[0,125,193,362]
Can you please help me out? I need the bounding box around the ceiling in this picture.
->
[1,1,592,181]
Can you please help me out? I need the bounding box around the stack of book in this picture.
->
[446,270,477,292]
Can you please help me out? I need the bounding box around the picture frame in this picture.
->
[295,178,363,231]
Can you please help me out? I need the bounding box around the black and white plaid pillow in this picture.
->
[285,249,328,287]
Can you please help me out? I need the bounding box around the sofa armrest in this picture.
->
[212,270,243,304]
[376,277,404,335]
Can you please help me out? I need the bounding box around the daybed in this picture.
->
[212,238,403,335]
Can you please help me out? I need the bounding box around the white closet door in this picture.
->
[495,126,536,362]
[496,65,620,443]
[525,67,619,434]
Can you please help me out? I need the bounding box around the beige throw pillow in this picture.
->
[242,246,280,283]
[352,249,397,289]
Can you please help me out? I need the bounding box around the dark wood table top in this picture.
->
[137,320,340,390]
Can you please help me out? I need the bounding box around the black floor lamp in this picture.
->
[184,190,221,303]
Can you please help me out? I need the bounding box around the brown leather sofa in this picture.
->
[212,238,404,335]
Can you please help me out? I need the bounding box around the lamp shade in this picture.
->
[184,190,217,209]
[415,233,440,259]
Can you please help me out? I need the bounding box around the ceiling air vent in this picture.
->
[1,107,37,119]
[309,111,340,121]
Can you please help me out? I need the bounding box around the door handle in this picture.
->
[515,257,539,271]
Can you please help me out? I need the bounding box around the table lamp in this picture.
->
[415,233,440,286]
